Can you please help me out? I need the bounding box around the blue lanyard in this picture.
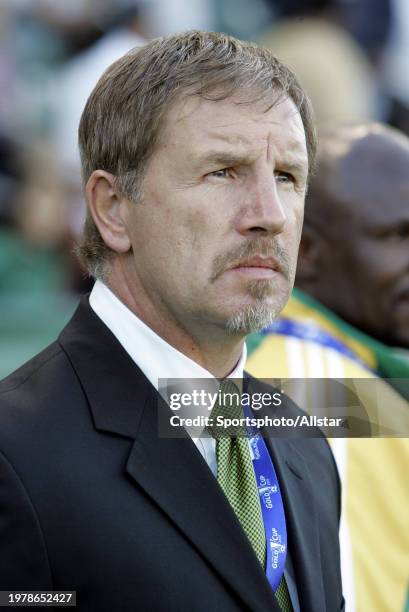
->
[243,404,287,592]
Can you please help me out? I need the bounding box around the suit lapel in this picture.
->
[263,436,326,612]
[59,300,280,612]
[126,389,281,612]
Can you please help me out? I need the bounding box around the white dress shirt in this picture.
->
[89,279,246,476]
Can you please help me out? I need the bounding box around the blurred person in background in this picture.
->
[246,123,409,612]
[259,0,378,127]
[0,0,82,375]
[0,136,77,378]
[0,1,130,377]
[0,1,151,379]
[260,0,409,139]
[270,0,393,67]
[49,0,148,182]
[295,124,409,358]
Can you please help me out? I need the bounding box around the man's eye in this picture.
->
[210,168,230,178]
[275,171,294,184]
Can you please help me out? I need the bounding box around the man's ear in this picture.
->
[296,223,322,283]
[85,170,132,254]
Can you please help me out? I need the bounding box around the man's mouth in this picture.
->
[229,257,281,278]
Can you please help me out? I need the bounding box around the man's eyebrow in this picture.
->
[194,150,256,168]
[194,150,309,175]
[279,158,309,177]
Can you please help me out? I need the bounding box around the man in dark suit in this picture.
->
[0,31,344,611]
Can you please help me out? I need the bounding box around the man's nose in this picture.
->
[236,174,287,237]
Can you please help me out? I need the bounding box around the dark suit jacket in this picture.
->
[0,298,344,611]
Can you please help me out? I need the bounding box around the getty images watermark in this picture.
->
[157,377,409,439]
[167,389,344,431]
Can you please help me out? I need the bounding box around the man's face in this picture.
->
[123,93,308,337]
[317,140,409,347]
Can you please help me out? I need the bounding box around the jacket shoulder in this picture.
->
[0,341,85,443]
[0,342,63,395]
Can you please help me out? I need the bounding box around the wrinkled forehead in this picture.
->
[158,91,308,167]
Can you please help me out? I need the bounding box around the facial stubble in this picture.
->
[211,239,294,335]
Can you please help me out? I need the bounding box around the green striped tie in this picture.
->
[209,379,293,612]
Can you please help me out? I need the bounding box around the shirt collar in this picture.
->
[89,279,246,391]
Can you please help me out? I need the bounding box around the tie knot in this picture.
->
[207,380,246,439]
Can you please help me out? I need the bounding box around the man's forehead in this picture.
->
[160,93,307,161]
[201,126,306,152]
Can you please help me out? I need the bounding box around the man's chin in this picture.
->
[225,300,283,335]
[246,277,285,299]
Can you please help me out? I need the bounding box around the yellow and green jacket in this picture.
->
[246,288,409,612]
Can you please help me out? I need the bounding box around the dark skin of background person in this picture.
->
[296,123,409,348]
